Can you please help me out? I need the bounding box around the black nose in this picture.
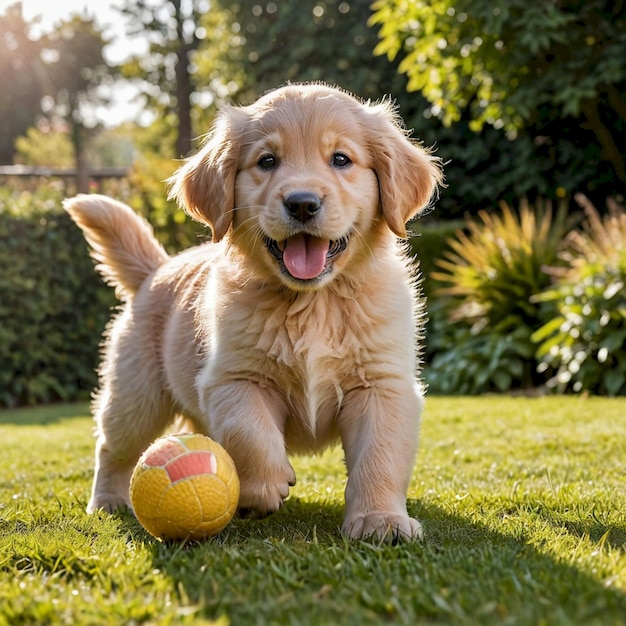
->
[283,192,321,222]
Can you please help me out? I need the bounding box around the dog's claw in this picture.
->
[342,513,423,542]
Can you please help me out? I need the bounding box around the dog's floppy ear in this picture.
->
[168,107,246,242]
[364,102,443,238]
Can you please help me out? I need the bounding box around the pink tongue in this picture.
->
[282,234,330,280]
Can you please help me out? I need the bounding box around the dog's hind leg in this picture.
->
[86,311,177,514]
[86,391,177,513]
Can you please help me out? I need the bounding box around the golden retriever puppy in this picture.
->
[65,83,442,541]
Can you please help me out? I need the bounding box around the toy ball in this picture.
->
[129,433,240,540]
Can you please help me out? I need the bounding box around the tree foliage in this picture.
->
[196,0,622,215]
[0,3,47,164]
[43,17,111,126]
[116,0,210,157]
[0,4,113,185]
[207,0,412,105]
[43,16,112,191]
[370,0,626,182]
[3,0,622,216]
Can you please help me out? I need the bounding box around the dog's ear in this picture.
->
[168,107,245,242]
[364,102,443,238]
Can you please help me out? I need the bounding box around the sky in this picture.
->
[2,0,150,125]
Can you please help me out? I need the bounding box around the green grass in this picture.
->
[1,397,625,625]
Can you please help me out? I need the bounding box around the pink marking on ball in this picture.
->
[166,451,218,483]
[143,438,185,467]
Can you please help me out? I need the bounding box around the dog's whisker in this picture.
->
[233,217,264,242]
[351,226,375,262]
[229,216,268,266]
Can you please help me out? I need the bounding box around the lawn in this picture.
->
[1,396,625,625]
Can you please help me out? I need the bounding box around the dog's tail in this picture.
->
[64,194,169,300]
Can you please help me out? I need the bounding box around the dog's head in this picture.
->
[169,84,442,290]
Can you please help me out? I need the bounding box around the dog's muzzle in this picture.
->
[265,234,349,282]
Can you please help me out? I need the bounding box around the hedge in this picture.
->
[0,195,114,407]
[424,197,626,396]
[9,190,619,405]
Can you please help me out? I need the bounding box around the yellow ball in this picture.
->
[129,433,240,540]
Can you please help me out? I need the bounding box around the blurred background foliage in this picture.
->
[0,0,624,405]
[0,187,116,407]
[531,196,626,396]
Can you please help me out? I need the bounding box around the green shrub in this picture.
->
[0,187,115,407]
[0,172,209,408]
[532,195,626,396]
[425,200,571,394]
[409,219,466,297]
[424,299,537,394]
[125,153,208,252]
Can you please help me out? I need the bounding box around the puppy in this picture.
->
[65,83,442,541]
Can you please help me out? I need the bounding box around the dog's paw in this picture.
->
[342,512,423,542]
[237,463,296,517]
[87,492,132,514]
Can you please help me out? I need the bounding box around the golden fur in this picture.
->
[65,83,442,541]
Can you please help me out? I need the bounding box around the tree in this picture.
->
[117,0,209,158]
[0,2,47,164]
[44,16,112,191]
[370,0,626,183]
[203,0,414,108]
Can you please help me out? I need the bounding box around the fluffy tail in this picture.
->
[64,194,169,299]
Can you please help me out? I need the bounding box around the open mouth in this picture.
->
[265,233,349,282]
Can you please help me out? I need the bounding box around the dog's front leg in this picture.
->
[338,381,424,542]
[204,381,296,517]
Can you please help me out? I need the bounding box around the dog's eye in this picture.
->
[258,154,277,170]
[331,152,352,168]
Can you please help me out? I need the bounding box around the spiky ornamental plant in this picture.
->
[532,195,626,396]
[426,200,571,394]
